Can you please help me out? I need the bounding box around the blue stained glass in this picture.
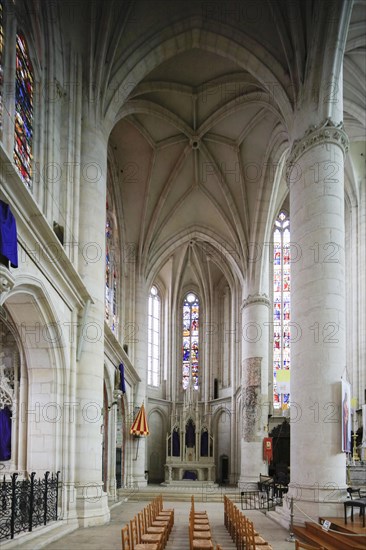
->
[14,33,33,188]
[273,212,291,410]
[105,197,119,334]
[182,293,199,390]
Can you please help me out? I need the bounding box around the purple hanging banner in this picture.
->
[0,407,12,460]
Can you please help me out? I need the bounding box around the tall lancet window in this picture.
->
[182,293,199,390]
[14,32,33,188]
[148,286,160,386]
[105,197,119,334]
[273,211,290,410]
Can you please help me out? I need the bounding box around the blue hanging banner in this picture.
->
[119,363,126,394]
[0,200,18,268]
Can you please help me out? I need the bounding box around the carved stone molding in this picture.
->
[0,367,13,409]
[286,118,350,183]
[241,357,262,442]
[241,293,270,310]
[0,265,15,302]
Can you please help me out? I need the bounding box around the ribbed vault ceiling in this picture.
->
[110,48,284,290]
[106,0,365,293]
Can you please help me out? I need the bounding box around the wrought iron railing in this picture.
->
[0,471,60,541]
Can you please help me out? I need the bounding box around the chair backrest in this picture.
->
[137,510,146,537]
[121,525,131,550]
[244,517,255,550]
[130,517,139,550]
[347,487,361,500]
[145,505,152,526]
[295,541,325,550]
[151,500,158,519]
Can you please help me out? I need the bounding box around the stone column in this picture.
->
[74,121,109,526]
[286,119,349,519]
[239,294,270,488]
[131,275,148,487]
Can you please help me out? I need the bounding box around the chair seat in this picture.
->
[192,540,214,549]
[193,530,212,539]
[141,533,162,544]
[193,518,210,524]
[147,526,165,534]
[253,535,269,545]
[193,524,211,531]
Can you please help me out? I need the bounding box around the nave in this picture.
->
[42,500,295,550]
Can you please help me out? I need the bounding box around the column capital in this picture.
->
[241,293,270,310]
[286,118,349,183]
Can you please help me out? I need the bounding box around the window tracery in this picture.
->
[182,292,199,390]
[14,32,33,188]
[273,211,290,410]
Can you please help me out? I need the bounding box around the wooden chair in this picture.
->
[143,507,168,547]
[191,495,208,518]
[137,511,164,550]
[192,530,212,541]
[129,517,159,550]
[156,495,174,525]
[295,541,325,550]
[147,503,170,532]
[189,520,214,550]
[245,518,273,550]
[121,525,131,550]
[150,500,172,534]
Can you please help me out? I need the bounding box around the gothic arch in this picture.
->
[3,281,69,474]
[106,20,293,129]
[147,407,167,483]
[212,406,232,483]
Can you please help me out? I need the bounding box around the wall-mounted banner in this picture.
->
[263,437,273,463]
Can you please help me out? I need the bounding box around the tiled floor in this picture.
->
[44,500,296,550]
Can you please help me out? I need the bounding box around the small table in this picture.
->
[344,498,366,527]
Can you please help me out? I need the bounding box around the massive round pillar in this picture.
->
[74,121,110,526]
[131,275,149,487]
[286,119,349,519]
[239,293,270,488]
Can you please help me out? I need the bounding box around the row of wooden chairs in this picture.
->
[189,495,222,550]
[121,494,174,550]
[223,497,322,550]
[224,495,273,550]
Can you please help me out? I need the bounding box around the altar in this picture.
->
[163,382,215,484]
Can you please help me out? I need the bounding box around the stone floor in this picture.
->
[44,500,296,550]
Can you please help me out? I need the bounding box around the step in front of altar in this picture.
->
[161,480,220,488]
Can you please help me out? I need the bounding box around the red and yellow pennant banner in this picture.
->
[130,403,149,436]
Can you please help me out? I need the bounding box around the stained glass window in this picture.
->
[14,32,33,188]
[148,286,160,386]
[273,212,290,410]
[0,1,4,132]
[182,292,199,390]
[105,198,119,334]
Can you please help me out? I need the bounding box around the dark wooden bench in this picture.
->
[344,487,366,527]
